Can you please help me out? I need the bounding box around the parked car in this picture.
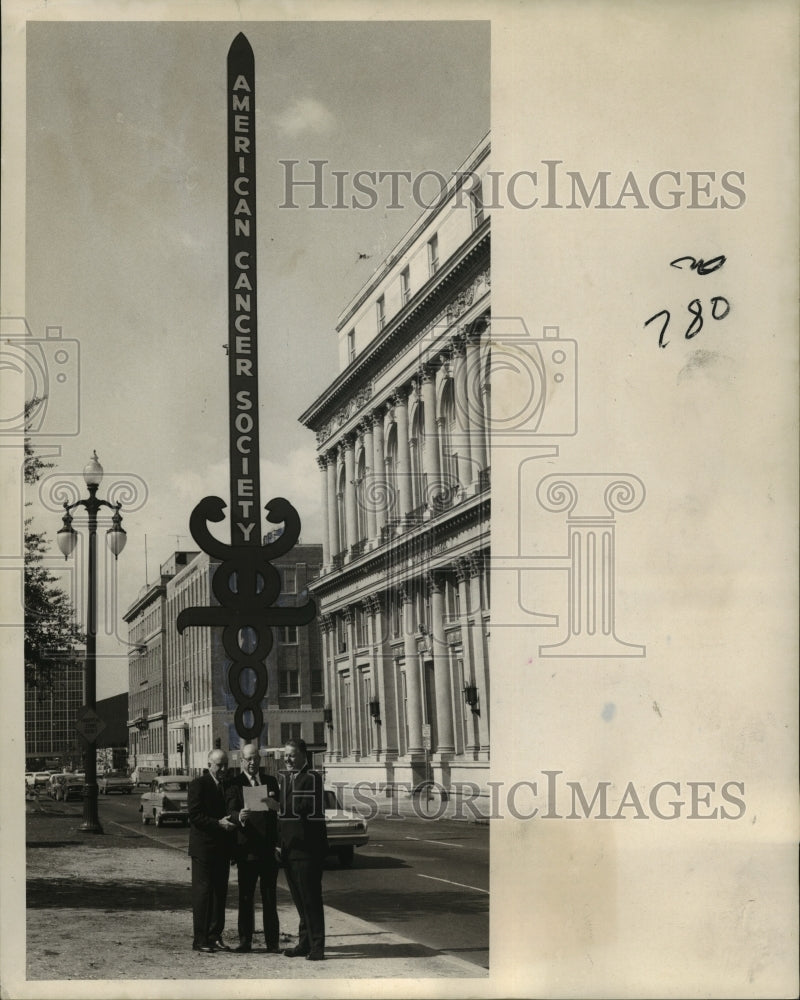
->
[32,771,51,788]
[323,788,369,867]
[47,774,66,798]
[140,776,191,826]
[56,776,85,802]
[25,772,35,789]
[98,771,134,795]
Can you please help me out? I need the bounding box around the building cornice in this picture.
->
[334,136,490,330]
[123,581,167,623]
[299,221,489,431]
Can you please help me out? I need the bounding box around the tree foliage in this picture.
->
[24,399,85,687]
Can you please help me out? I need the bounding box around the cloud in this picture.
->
[273,97,336,136]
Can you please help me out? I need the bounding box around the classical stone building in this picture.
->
[300,134,491,801]
[125,550,197,776]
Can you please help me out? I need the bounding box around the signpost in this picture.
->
[75,707,106,744]
[176,34,315,743]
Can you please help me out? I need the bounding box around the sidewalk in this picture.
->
[25,806,486,983]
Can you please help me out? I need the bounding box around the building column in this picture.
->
[421,365,441,507]
[480,377,491,469]
[317,455,331,567]
[372,408,387,537]
[400,583,423,753]
[468,555,490,754]
[393,388,413,518]
[456,562,480,753]
[360,598,379,755]
[342,436,357,557]
[344,606,361,758]
[320,615,339,760]
[465,326,487,478]
[332,615,345,760]
[326,449,340,560]
[429,572,455,753]
[361,418,377,545]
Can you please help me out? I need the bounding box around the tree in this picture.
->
[24,399,84,688]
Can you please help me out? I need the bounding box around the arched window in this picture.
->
[384,423,399,529]
[355,448,368,543]
[438,379,459,497]
[410,401,425,511]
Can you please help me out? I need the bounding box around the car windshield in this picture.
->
[159,782,188,791]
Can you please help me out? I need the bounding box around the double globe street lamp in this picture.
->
[57,451,127,833]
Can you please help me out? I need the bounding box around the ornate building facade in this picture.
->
[300,134,491,801]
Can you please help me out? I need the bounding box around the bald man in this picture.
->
[225,743,281,953]
[187,749,236,953]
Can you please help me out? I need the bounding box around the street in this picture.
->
[28,789,489,970]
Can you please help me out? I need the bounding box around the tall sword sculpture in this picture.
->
[177,33,315,742]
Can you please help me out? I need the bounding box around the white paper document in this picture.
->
[242,785,278,812]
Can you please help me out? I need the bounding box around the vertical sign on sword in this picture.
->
[177,32,315,743]
[228,33,261,546]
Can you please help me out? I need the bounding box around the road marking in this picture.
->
[405,835,461,848]
[417,873,489,894]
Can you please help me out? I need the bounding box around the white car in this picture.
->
[140,775,191,826]
[323,788,369,867]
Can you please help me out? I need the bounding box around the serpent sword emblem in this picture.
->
[176,33,315,742]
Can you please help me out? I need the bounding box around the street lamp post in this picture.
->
[57,451,127,833]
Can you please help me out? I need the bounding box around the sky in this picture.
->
[23,20,490,697]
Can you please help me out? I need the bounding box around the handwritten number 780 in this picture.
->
[645,296,731,348]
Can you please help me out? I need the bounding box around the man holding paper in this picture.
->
[225,743,281,954]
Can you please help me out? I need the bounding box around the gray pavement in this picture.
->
[25,803,487,983]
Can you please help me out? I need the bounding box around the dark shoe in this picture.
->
[234,942,252,953]
[265,944,281,954]
[210,938,232,951]
[306,953,325,961]
[283,946,309,957]
[192,944,215,953]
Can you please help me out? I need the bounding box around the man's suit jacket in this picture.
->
[225,771,280,863]
[188,770,233,861]
[279,766,328,861]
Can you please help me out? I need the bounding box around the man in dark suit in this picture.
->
[187,748,236,953]
[225,743,281,953]
[279,738,328,962]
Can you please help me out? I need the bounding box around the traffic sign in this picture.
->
[75,707,106,744]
